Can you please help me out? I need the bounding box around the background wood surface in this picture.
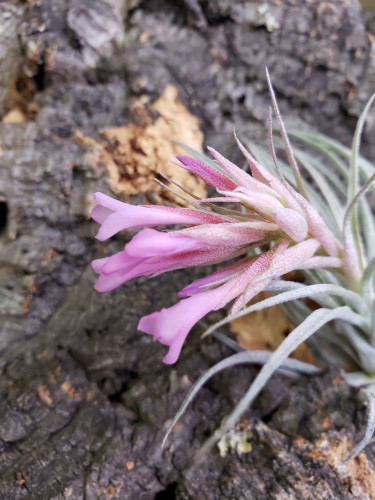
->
[1,0,375,498]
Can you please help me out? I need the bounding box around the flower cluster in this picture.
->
[91,135,342,364]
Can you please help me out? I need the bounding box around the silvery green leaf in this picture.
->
[348,93,375,204]
[196,307,365,460]
[162,350,319,448]
[344,388,375,462]
[203,284,368,338]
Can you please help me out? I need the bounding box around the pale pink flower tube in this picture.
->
[139,287,228,364]
[91,192,235,241]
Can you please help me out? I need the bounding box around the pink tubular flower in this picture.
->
[91,191,235,241]
[91,137,342,363]
[139,287,230,364]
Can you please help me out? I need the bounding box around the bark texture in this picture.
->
[0,0,375,498]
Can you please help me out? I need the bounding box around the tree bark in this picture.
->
[0,0,374,498]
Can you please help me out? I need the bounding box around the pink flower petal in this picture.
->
[150,245,254,276]
[125,229,202,257]
[175,155,237,191]
[92,193,236,241]
[92,192,129,212]
[91,205,114,224]
[94,269,134,292]
[99,245,242,281]
[91,257,110,274]
[95,212,133,240]
[98,230,211,277]
[101,249,143,275]
[93,227,258,291]
[138,286,229,364]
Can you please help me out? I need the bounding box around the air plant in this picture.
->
[91,71,375,461]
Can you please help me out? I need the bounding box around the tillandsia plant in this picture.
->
[91,71,375,461]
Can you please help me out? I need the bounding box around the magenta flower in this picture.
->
[91,137,342,364]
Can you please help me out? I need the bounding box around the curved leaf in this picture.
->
[195,306,365,461]
[162,350,318,448]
